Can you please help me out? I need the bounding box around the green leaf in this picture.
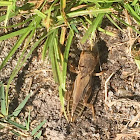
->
[134,59,140,70]
[12,94,31,117]
[34,9,46,19]
[0,27,30,41]
[42,37,50,60]
[0,10,18,23]
[53,34,64,88]
[106,14,124,32]
[80,0,122,3]
[25,109,31,131]
[57,8,112,21]
[0,1,13,6]
[59,29,74,121]
[112,14,140,34]
[124,3,140,25]
[7,119,26,130]
[63,29,74,87]
[6,34,48,107]
[10,130,21,136]
[0,83,7,116]
[81,13,104,44]
[134,4,140,15]
[0,29,31,70]
[49,30,60,83]
[4,0,16,27]
[71,23,79,33]
[31,120,46,136]
[34,130,42,139]
[131,0,139,6]
[98,27,116,36]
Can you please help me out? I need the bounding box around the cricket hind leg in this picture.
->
[83,87,96,121]
[84,102,96,121]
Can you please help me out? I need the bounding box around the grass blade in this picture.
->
[134,58,140,70]
[131,0,139,6]
[53,35,64,89]
[106,14,124,32]
[34,130,42,139]
[60,27,66,45]
[7,119,26,130]
[31,120,46,136]
[4,0,16,27]
[0,1,13,6]
[0,27,30,41]
[71,23,79,33]
[57,8,112,21]
[0,18,31,29]
[49,30,60,83]
[0,83,6,116]
[6,34,48,114]
[25,109,30,131]
[124,3,140,25]
[34,9,46,19]
[10,130,21,136]
[63,29,74,86]
[80,0,122,2]
[12,94,31,117]
[112,14,140,34]
[0,29,31,70]
[60,0,68,25]
[59,29,74,121]
[98,27,116,36]
[42,36,50,60]
[81,13,104,44]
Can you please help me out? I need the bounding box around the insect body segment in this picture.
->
[66,49,99,122]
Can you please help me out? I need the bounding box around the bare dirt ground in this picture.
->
[0,14,140,140]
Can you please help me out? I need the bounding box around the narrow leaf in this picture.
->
[63,29,74,85]
[49,30,59,83]
[131,0,139,6]
[7,119,26,130]
[0,1,13,6]
[34,130,42,139]
[112,14,140,34]
[106,14,124,32]
[98,27,116,36]
[34,9,46,19]
[60,29,74,121]
[0,27,30,41]
[42,37,50,60]
[10,130,21,136]
[0,29,31,70]
[124,3,140,25]
[32,120,46,136]
[57,8,112,21]
[0,83,6,116]
[6,34,48,99]
[12,94,31,116]
[4,0,16,27]
[26,109,30,131]
[81,13,104,44]
[134,59,140,70]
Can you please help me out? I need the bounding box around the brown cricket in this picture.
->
[66,46,99,122]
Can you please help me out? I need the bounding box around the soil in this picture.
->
[0,11,140,140]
